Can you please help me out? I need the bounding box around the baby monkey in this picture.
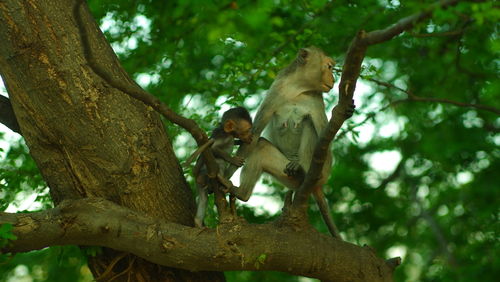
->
[186,107,253,227]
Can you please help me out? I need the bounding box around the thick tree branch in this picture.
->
[0,95,21,134]
[1,198,397,282]
[294,0,465,207]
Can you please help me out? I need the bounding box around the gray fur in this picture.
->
[232,47,341,238]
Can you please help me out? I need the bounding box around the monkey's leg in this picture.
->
[259,139,302,189]
[234,155,262,202]
[194,181,209,228]
[236,138,300,202]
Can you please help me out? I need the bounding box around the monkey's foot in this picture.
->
[194,218,204,228]
[284,161,305,178]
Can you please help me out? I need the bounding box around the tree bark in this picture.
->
[1,198,397,281]
[0,0,223,280]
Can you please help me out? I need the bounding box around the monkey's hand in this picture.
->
[284,161,305,178]
[345,99,356,119]
[230,156,245,167]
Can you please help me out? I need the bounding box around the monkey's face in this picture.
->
[235,120,253,144]
[320,56,335,92]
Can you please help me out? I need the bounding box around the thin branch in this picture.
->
[73,1,230,217]
[293,0,465,207]
[409,29,464,38]
[363,0,460,46]
[72,0,213,169]
[0,198,397,281]
[408,95,500,114]
[335,73,499,141]
[0,95,21,134]
[365,76,500,115]
[95,252,128,281]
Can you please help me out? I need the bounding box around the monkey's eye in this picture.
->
[327,63,333,70]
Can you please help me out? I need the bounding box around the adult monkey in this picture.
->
[232,47,355,239]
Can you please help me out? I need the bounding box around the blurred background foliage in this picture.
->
[0,0,499,281]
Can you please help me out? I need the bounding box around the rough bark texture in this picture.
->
[0,0,223,280]
[1,198,397,281]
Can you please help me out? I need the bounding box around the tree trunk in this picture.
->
[0,0,223,280]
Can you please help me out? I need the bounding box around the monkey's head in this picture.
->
[283,46,335,93]
[221,107,253,144]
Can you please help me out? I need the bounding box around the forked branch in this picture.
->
[294,0,466,206]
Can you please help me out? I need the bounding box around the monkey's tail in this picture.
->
[183,139,215,168]
[313,189,342,240]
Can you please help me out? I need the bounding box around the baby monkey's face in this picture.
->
[235,120,253,144]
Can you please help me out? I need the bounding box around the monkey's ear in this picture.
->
[223,119,236,133]
[297,48,309,64]
[299,48,309,59]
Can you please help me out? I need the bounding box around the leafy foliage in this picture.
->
[0,224,17,245]
[1,0,498,281]
[0,246,92,282]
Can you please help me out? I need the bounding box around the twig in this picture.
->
[407,95,500,114]
[95,252,128,281]
[410,29,464,37]
[108,256,136,282]
[364,76,500,115]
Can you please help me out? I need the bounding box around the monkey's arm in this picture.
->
[224,143,250,178]
[212,147,243,166]
[280,120,306,177]
[252,93,278,137]
[211,136,244,167]
[308,99,329,137]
